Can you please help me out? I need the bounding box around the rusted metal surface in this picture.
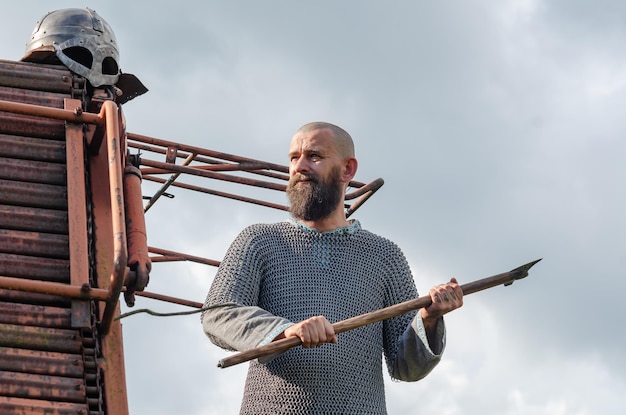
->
[0,59,74,93]
[0,134,66,162]
[0,156,67,185]
[0,229,69,259]
[97,99,129,334]
[0,99,102,128]
[88,122,131,414]
[0,113,66,139]
[0,397,88,415]
[143,173,290,211]
[0,179,67,209]
[0,302,71,327]
[143,152,194,212]
[64,98,91,328]
[0,253,69,281]
[0,323,82,353]
[98,305,129,415]
[0,205,68,234]
[0,371,86,402]
[0,276,108,301]
[0,85,67,108]
[123,164,151,305]
[0,87,67,139]
[0,288,70,308]
[0,348,84,378]
[0,59,128,415]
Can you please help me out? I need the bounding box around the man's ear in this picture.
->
[341,157,358,183]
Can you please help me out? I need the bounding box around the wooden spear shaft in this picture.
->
[217,258,541,369]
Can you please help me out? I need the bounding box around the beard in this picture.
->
[286,166,343,221]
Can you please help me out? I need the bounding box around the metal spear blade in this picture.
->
[504,258,542,286]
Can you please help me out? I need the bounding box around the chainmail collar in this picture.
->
[287,218,362,235]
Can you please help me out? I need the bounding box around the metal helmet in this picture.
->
[22,8,120,87]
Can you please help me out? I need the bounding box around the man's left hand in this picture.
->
[420,277,463,328]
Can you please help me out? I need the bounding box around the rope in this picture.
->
[115,302,237,320]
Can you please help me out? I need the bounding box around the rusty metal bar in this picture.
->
[345,177,384,200]
[128,132,290,173]
[0,85,68,109]
[133,290,203,309]
[0,253,69,282]
[0,134,66,162]
[0,302,71,327]
[0,288,71,308]
[0,205,68,234]
[142,174,290,212]
[0,59,74,93]
[0,229,69,259]
[98,304,129,415]
[0,396,88,415]
[0,98,102,126]
[0,156,67,185]
[144,152,196,213]
[0,347,84,378]
[140,158,287,191]
[0,112,66,139]
[0,323,82,353]
[0,275,109,301]
[345,178,385,218]
[64,98,91,328]
[131,140,294,183]
[148,246,221,267]
[85,103,130,414]
[123,164,151,306]
[141,161,275,175]
[98,100,129,335]
[128,134,369,188]
[0,179,67,209]
[0,371,86,402]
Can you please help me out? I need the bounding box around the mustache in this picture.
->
[288,173,319,185]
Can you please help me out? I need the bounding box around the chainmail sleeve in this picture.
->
[201,224,294,352]
[374,230,445,381]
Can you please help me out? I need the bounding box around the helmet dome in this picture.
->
[23,8,120,87]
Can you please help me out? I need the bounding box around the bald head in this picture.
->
[296,122,355,159]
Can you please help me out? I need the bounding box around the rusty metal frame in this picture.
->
[64,98,91,329]
[0,98,126,336]
[127,132,385,218]
[0,98,385,318]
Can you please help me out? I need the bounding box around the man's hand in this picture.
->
[420,277,463,331]
[277,315,337,348]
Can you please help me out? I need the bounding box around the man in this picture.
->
[202,122,463,414]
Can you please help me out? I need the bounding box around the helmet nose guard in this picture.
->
[22,7,121,87]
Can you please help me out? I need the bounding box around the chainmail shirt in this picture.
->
[202,219,445,415]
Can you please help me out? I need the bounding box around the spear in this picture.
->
[217,258,542,369]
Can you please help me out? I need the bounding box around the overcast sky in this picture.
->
[2,1,625,414]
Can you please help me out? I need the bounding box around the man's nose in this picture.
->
[291,155,310,174]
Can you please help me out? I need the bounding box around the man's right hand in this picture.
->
[278,315,337,348]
